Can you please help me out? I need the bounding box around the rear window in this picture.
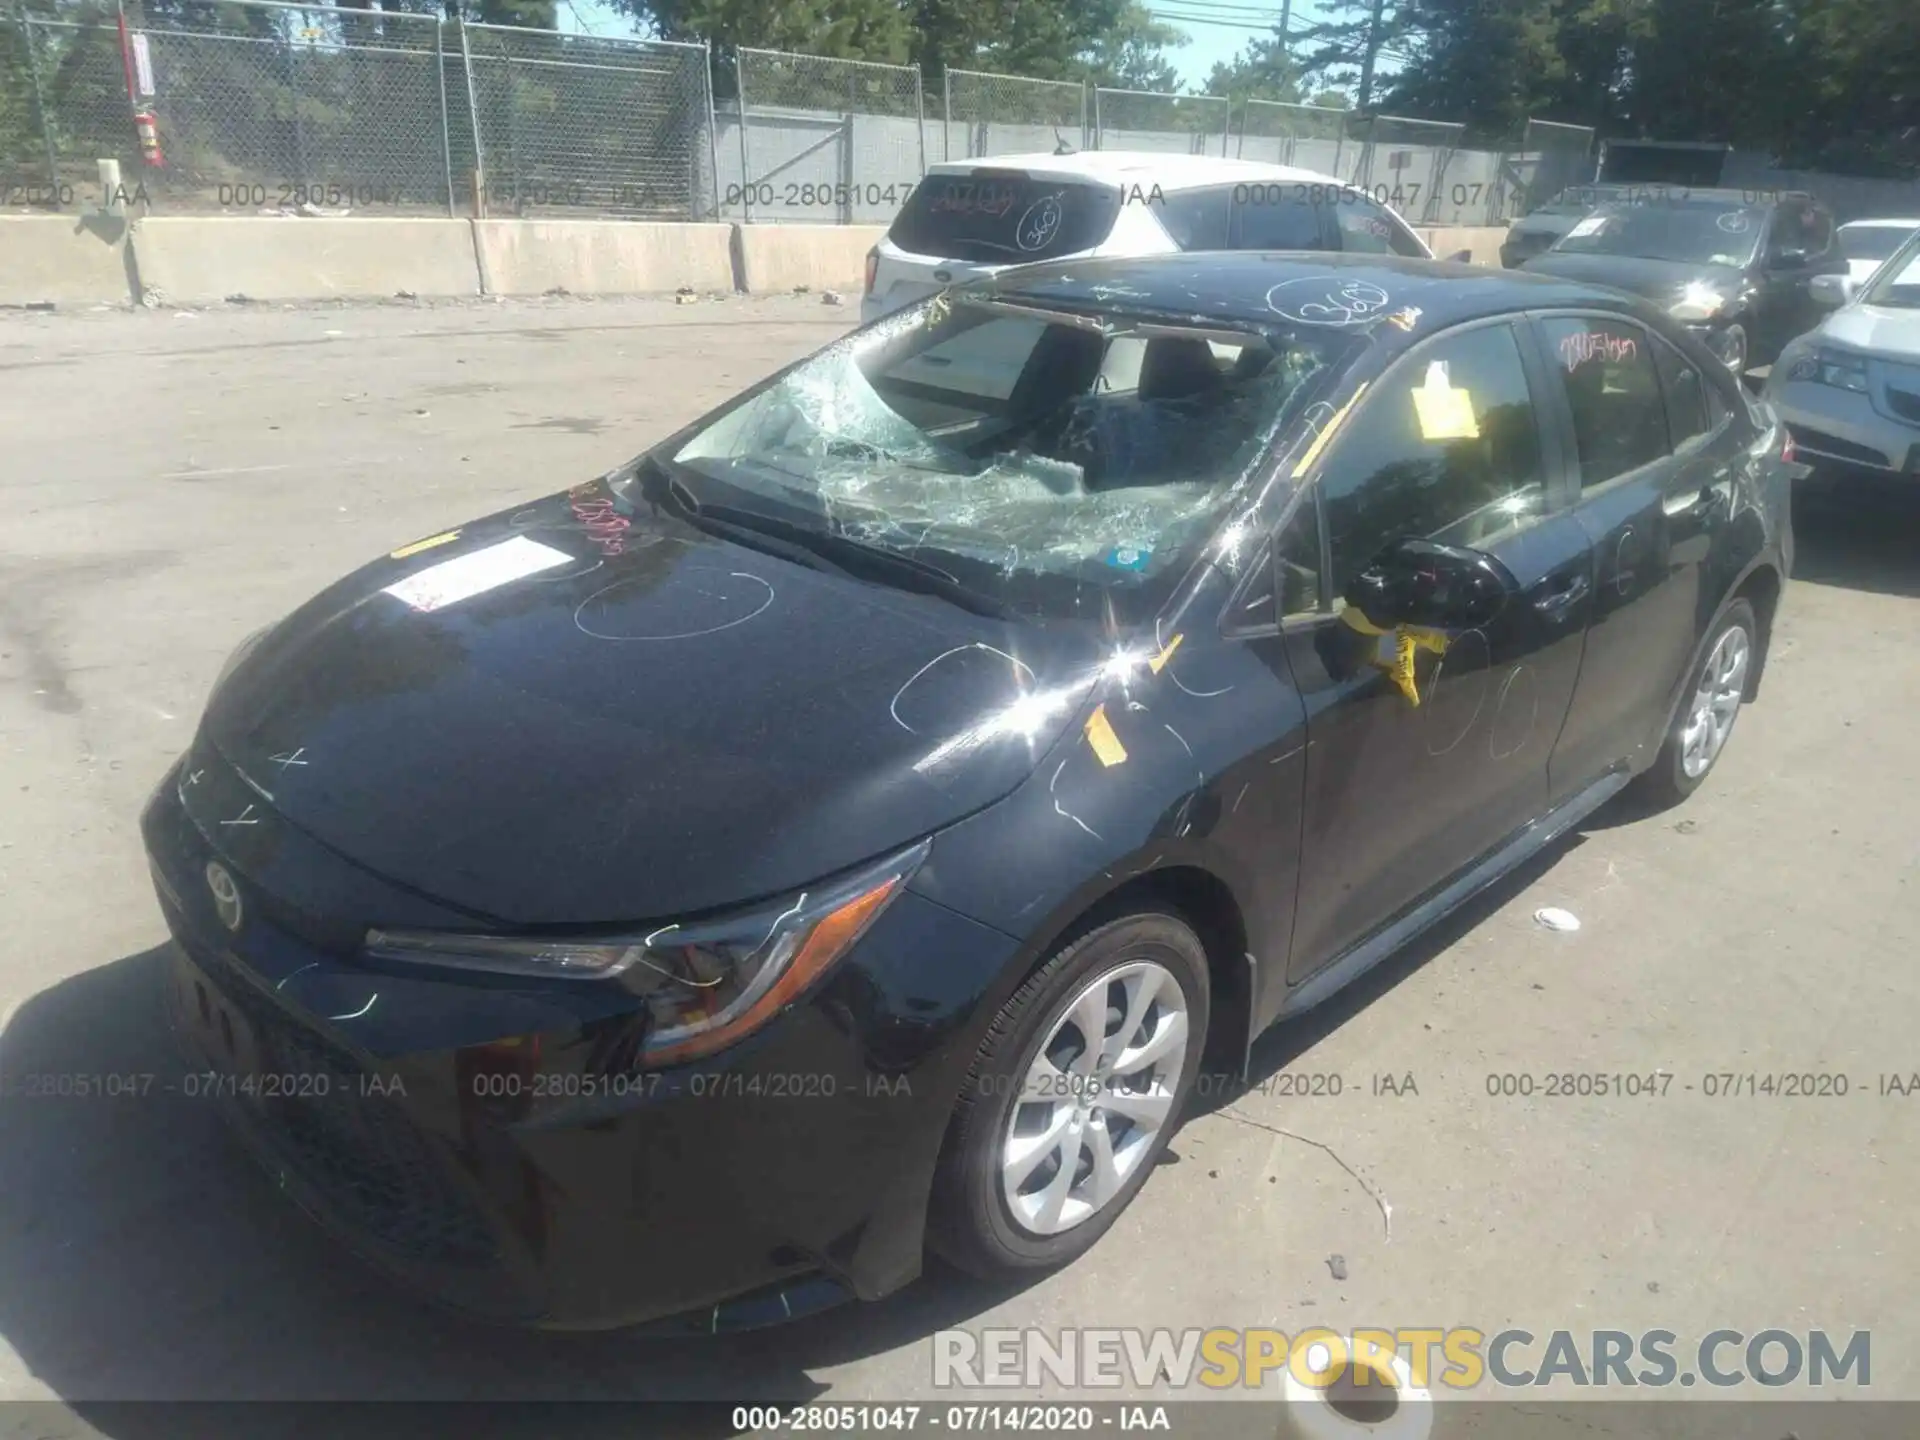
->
[887,173,1121,263]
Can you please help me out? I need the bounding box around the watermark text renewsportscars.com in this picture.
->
[933,1327,1871,1391]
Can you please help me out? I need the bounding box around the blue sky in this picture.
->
[559,1,1329,92]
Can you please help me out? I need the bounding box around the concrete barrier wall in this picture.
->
[1421,225,1511,266]
[5,215,1512,312]
[472,220,734,297]
[737,223,888,295]
[0,216,136,307]
[132,217,479,304]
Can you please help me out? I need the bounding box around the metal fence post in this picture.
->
[913,65,925,182]
[703,40,721,221]
[15,4,62,204]
[942,67,951,164]
[735,49,751,223]
[283,29,306,186]
[1079,81,1088,152]
[457,17,485,214]
[435,18,455,215]
[1091,86,1100,150]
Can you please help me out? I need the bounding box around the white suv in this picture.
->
[862,151,1434,324]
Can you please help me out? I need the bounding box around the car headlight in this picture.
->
[364,839,929,1065]
[1786,347,1869,392]
[1669,282,1730,322]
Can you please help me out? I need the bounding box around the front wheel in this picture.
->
[927,911,1210,1277]
[1637,598,1756,806]
[1710,322,1748,376]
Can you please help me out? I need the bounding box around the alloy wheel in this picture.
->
[1681,624,1750,778]
[999,960,1189,1237]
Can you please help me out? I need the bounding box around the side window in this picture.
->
[1276,494,1324,618]
[1332,199,1428,258]
[1539,316,1670,488]
[1652,337,1710,449]
[1229,185,1326,250]
[1318,323,1549,602]
[1154,187,1231,251]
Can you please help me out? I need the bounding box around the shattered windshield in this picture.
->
[658,295,1359,624]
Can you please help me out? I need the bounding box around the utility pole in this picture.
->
[1357,0,1387,111]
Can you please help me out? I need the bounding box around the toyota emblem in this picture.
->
[205,861,244,933]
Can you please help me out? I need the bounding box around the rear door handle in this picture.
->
[1534,573,1591,618]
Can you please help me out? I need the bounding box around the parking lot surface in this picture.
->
[2,297,1918,1425]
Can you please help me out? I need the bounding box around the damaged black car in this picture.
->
[145,252,1795,1332]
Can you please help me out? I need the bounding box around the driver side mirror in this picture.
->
[1809,272,1857,307]
[1345,538,1519,631]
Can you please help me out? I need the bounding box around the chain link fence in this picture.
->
[1093,87,1228,156]
[1234,98,1348,174]
[939,68,1084,164]
[0,10,1642,236]
[2,5,142,209]
[1347,114,1465,222]
[1,0,717,217]
[462,24,715,218]
[727,48,921,224]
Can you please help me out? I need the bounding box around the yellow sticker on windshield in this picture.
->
[1085,704,1128,767]
[1412,361,1480,441]
[390,529,461,560]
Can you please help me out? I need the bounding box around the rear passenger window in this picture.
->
[1653,338,1710,448]
[1155,188,1231,250]
[1540,317,1670,488]
[1332,201,1428,258]
[1229,186,1324,250]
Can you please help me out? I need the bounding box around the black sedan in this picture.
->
[1522,189,1847,375]
[144,253,1796,1332]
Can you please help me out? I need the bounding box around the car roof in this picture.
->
[1839,217,1920,229]
[982,251,1654,332]
[922,150,1353,193]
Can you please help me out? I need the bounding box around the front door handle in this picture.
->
[1533,572,1591,619]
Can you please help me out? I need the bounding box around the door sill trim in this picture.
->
[1276,769,1632,1020]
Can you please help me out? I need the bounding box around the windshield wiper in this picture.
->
[640,456,1022,622]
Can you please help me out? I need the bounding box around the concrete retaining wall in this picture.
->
[472,220,734,297]
[737,223,887,295]
[0,216,136,307]
[132,217,480,304]
[4,214,1514,312]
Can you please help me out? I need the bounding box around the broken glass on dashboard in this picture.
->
[662,294,1363,623]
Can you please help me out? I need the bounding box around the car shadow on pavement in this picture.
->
[0,946,1047,1439]
[1209,839,1584,1109]
[1791,478,1920,599]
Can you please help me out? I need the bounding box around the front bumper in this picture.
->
[1767,378,1920,476]
[142,747,1020,1330]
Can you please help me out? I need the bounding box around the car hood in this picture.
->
[1521,251,1745,304]
[1817,303,1920,360]
[203,478,1103,927]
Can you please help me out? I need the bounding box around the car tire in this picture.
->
[927,909,1210,1279]
[1712,322,1749,376]
[1636,598,1757,807]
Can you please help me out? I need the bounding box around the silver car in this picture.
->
[1764,225,1920,479]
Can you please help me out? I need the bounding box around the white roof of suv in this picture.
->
[921,151,1357,192]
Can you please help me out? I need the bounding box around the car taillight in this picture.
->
[864,249,878,297]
